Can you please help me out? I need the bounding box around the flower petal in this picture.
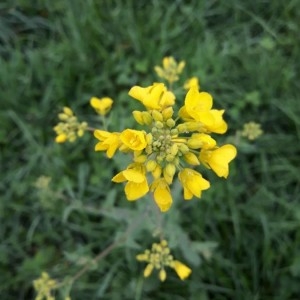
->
[125,180,149,201]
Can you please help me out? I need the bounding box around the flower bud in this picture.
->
[152,110,163,122]
[162,107,173,120]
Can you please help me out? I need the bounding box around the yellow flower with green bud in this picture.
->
[93,83,237,212]
[136,240,191,281]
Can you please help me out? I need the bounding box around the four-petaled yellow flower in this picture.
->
[120,129,147,151]
[129,83,175,110]
[178,168,210,200]
[200,144,237,178]
[94,130,121,158]
[179,87,227,134]
[90,97,113,116]
[112,163,149,200]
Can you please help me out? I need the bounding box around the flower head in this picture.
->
[136,240,191,281]
[93,67,236,211]
[154,56,185,84]
[53,107,87,143]
[241,121,263,140]
[33,272,57,300]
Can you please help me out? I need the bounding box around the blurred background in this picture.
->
[1,0,300,299]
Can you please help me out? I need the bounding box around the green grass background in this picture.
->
[1,0,300,299]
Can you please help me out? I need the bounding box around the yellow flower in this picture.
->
[178,168,210,200]
[94,130,121,158]
[184,77,200,90]
[179,89,228,134]
[112,163,149,200]
[171,260,192,280]
[183,88,214,125]
[90,97,113,115]
[150,178,173,212]
[120,129,147,151]
[199,144,237,178]
[128,83,175,110]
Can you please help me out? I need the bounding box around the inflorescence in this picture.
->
[93,82,237,212]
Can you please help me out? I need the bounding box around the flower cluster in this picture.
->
[94,82,237,212]
[241,121,263,140]
[136,240,191,281]
[53,107,88,143]
[154,56,185,84]
[33,272,57,300]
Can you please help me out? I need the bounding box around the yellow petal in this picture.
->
[111,172,126,183]
[183,187,193,200]
[125,180,149,201]
[173,260,192,280]
[205,109,228,134]
[94,130,110,140]
[122,169,145,183]
[128,86,147,102]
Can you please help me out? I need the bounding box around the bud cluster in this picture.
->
[53,107,87,143]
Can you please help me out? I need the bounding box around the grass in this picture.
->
[1,0,300,299]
